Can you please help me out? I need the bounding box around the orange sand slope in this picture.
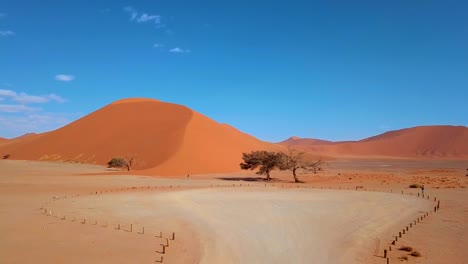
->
[280,126,468,158]
[0,98,273,175]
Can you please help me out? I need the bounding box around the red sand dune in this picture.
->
[11,132,37,140]
[280,126,468,158]
[0,98,274,175]
[279,136,333,147]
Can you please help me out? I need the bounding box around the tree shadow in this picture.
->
[217,176,306,184]
[216,177,270,182]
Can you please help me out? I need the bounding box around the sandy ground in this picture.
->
[1,159,467,263]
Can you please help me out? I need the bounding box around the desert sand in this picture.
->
[1,159,466,264]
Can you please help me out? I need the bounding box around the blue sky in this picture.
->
[1,1,467,141]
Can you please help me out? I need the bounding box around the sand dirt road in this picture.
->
[48,187,432,264]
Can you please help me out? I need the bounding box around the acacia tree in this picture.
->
[240,151,282,181]
[107,156,136,171]
[279,146,323,183]
[108,157,126,169]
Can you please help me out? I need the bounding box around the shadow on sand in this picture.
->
[216,177,304,183]
[216,177,268,182]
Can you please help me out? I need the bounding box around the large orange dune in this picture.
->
[0,98,274,175]
[280,126,468,158]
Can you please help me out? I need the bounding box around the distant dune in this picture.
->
[280,126,468,158]
[0,98,273,175]
[12,133,37,140]
[279,136,333,146]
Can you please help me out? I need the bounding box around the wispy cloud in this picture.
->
[55,74,75,82]
[137,14,161,23]
[0,87,73,137]
[0,89,16,97]
[47,94,66,103]
[0,112,80,137]
[124,6,138,21]
[153,43,164,48]
[124,6,162,25]
[169,47,191,54]
[0,89,66,104]
[0,104,40,113]
[0,30,14,37]
[15,93,66,104]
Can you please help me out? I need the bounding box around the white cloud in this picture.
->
[0,112,80,137]
[0,89,66,104]
[0,30,14,37]
[153,43,164,48]
[13,93,50,104]
[124,6,138,21]
[124,6,161,25]
[0,104,40,113]
[0,89,16,97]
[137,13,161,23]
[55,74,75,82]
[0,87,73,137]
[14,93,66,104]
[169,47,191,54]
[47,94,66,103]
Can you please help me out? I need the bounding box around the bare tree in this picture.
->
[279,146,323,183]
[240,151,282,181]
[125,156,135,171]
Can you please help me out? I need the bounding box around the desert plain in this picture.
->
[0,99,467,264]
[1,158,467,264]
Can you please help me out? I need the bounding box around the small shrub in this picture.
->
[399,256,408,261]
[409,183,421,188]
[2,154,10,159]
[107,157,126,168]
[410,250,421,257]
[399,246,413,252]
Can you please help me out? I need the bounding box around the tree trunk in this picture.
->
[266,171,271,181]
[293,168,299,183]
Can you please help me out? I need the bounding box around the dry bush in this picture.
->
[108,157,126,168]
[410,250,422,257]
[399,255,408,261]
[399,246,413,252]
[409,183,422,188]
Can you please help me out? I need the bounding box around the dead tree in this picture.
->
[279,146,323,183]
